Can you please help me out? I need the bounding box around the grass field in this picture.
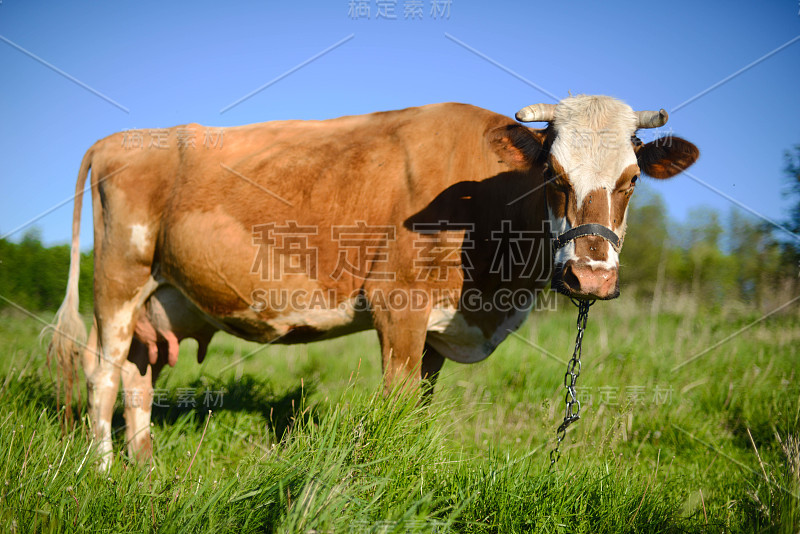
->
[0,293,798,532]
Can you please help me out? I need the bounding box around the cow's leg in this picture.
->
[421,342,446,397]
[121,338,155,461]
[372,305,431,395]
[82,319,99,394]
[89,276,156,470]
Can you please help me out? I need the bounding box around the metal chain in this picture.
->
[549,297,595,467]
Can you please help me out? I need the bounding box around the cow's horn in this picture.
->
[635,109,668,129]
[515,104,556,123]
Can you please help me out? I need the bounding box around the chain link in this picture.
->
[549,297,594,467]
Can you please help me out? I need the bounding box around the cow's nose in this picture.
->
[562,262,619,300]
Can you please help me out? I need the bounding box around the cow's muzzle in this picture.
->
[552,223,621,300]
[557,261,619,300]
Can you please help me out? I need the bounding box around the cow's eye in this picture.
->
[631,174,639,185]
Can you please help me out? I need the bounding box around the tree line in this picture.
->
[622,186,798,310]
[0,229,94,314]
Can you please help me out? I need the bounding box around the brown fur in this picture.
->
[49,103,554,465]
[47,101,699,466]
[636,136,699,179]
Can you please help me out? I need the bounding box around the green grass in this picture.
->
[0,294,798,532]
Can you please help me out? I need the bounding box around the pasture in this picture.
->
[0,293,798,532]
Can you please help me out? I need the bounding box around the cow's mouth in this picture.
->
[552,262,620,300]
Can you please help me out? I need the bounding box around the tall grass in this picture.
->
[0,293,798,532]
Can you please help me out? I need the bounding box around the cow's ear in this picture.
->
[487,125,546,168]
[637,136,699,179]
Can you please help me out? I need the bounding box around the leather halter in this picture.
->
[553,223,621,252]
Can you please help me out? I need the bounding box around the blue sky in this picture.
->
[1,0,799,247]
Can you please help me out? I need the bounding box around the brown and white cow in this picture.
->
[48,95,698,468]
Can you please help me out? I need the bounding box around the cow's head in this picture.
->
[515,95,699,299]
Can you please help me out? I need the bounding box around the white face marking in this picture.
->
[550,96,637,211]
[551,140,637,212]
[129,224,151,256]
[548,96,636,268]
[584,246,619,270]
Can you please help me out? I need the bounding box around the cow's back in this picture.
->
[92,103,548,350]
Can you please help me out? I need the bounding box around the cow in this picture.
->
[47,95,698,469]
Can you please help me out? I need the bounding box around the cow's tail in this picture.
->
[46,147,93,427]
